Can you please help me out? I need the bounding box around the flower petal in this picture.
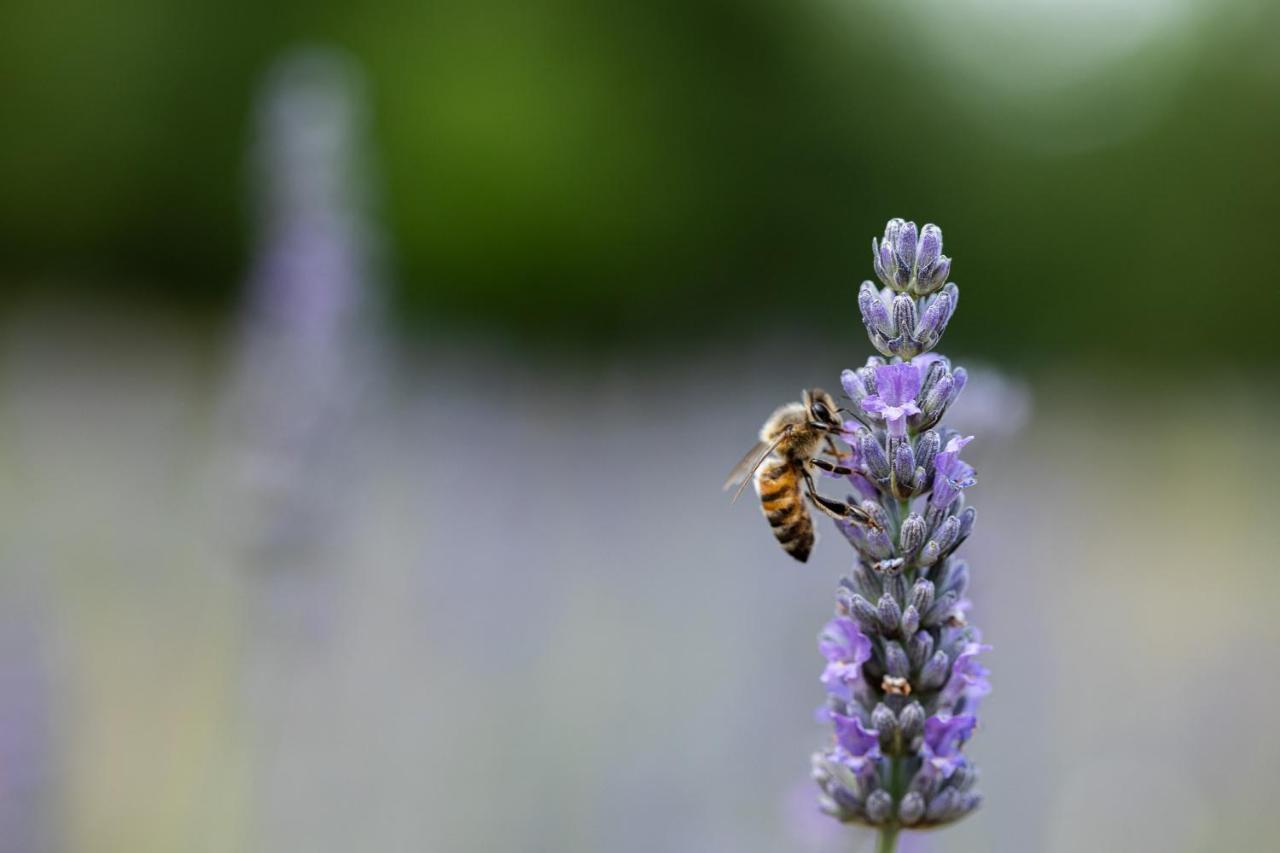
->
[873,363,922,407]
[831,712,879,757]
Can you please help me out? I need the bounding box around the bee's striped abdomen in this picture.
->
[755,459,813,562]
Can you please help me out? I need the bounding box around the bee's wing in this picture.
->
[723,429,790,503]
[723,441,768,493]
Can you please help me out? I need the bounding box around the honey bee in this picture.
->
[724,388,873,562]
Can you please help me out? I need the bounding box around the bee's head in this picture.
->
[803,388,841,430]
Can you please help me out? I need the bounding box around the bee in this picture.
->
[724,388,873,562]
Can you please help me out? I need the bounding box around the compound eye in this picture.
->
[811,401,833,424]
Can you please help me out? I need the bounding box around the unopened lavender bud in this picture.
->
[867,329,893,357]
[866,789,894,824]
[910,578,935,614]
[919,650,951,689]
[859,358,884,384]
[850,594,881,633]
[950,365,967,401]
[861,500,891,532]
[899,701,925,742]
[958,506,977,540]
[899,513,926,553]
[861,360,888,393]
[899,605,920,638]
[915,431,941,479]
[915,291,952,345]
[873,222,901,289]
[910,763,941,798]
[912,225,948,295]
[924,590,959,627]
[885,568,906,601]
[898,791,926,825]
[893,220,918,275]
[884,641,911,678]
[941,282,959,318]
[892,294,918,344]
[845,769,875,803]
[817,794,843,820]
[840,368,867,403]
[918,540,941,567]
[877,593,902,633]
[927,788,959,822]
[916,256,951,295]
[935,516,961,552]
[848,563,880,600]
[921,375,954,422]
[859,431,890,480]
[942,555,967,594]
[951,763,978,792]
[863,525,894,560]
[858,282,892,336]
[907,630,934,669]
[892,440,916,492]
[917,223,941,270]
[918,358,945,396]
[871,703,898,746]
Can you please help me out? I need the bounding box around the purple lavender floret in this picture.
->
[813,219,988,842]
[858,364,922,438]
[819,617,874,699]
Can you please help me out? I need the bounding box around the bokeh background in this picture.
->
[2,1,1279,851]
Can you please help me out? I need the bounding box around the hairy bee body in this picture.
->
[755,454,815,561]
[726,391,844,563]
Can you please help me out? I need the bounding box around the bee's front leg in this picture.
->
[822,434,852,462]
[810,457,855,477]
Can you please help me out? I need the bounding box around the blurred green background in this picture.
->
[3,2,1280,853]
[3,0,1278,359]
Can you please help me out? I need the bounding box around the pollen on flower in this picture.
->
[882,675,912,695]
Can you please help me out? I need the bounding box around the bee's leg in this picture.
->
[802,470,873,526]
[810,457,855,477]
[823,434,852,462]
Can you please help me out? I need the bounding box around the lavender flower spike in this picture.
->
[863,217,957,359]
[812,218,988,852]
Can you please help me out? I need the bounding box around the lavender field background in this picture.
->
[3,298,1278,853]
[3,1,1280,850]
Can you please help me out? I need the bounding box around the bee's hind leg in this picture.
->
[802,470,872,526]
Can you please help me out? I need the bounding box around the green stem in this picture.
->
[876,752,904,853]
